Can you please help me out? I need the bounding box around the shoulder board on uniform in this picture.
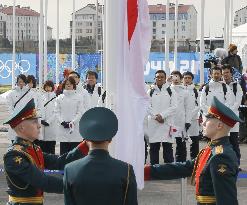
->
[6,145,36,165]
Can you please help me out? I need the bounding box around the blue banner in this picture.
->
[0,52,208,85]
[145,52,208,83]
[0,53,37,85]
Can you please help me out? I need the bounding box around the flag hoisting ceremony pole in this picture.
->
[174,0,178,71]
[72,0,76,70]
[44,0,48,82]
[12,0,16,89]
[200,0,205,85]
[165,0,170,75]
[56,0,60,85]
[39,0,44,89]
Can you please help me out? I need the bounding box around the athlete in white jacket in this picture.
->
[6,74,42,141]
[222,64,243,168]
[146,70,178,164]
[55,77,86,155]
[183,71,200,160]
[170,71,191,162]
[39,80,58,154]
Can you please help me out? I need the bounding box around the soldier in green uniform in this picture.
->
[3,99,89,205]
[144,96,242,205]
[63,107,138,205]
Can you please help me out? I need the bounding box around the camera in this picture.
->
[171,75,179,80]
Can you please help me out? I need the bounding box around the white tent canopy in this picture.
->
[232,23,247,71]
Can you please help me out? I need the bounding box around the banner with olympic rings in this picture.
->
[0,53,36,85]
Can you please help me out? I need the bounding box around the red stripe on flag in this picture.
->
[127,0,138,43]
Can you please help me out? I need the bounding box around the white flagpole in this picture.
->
[224,0,230,49]
[96,0,99,52]
[100,0,104,87]
[105,0,120,108]
[72,0,76,70]
[200,0,205,85]
[226,0,230,48]
[229,0,233,44]
[39,0,44,89]
[105,0,122,161]
[165,0,170,75]
[56,0,60,85]
[103,0,106,90]
[44,0,48,82]
[174,0,178,71]
[12,0,16,89]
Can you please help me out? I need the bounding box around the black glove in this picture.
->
[41,120,49,126]
[61,121,70,129]
[185,123,191,131]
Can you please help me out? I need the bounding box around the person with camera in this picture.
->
[183,71,200,160]
[222,44,243,74]
[170,71,191,162]
[222,64,243,170]
[84,71,105,109]
[145,70,177,165]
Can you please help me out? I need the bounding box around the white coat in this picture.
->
[170,84,191,138]
[41,91,58,141]
[226,81,243,132]
[85,83,104,110]
[146,84,178,143]
[6,86,42,140]
[55,90,85,142]
[75,82,90,110]
[200,80,234,116]
[184,84,200,137]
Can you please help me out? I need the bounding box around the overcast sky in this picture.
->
[1,0,247,39]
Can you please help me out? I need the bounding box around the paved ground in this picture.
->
[0,98,247,204]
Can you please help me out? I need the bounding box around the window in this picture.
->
[153,36,156,40]
[86,29,92,33]
[153,29,156,34]
[153,21,156,27]
[162,24,165,27]
[162,31,165,34]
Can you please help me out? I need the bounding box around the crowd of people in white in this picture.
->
[6,70,105,155]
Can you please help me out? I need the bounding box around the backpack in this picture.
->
[205,83,227,100]
[97,86,102,97]
[193,87,198,106]
[150,87,172,97]
[232,82,237,97]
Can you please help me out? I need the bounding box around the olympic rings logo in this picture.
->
[0,60,31,79]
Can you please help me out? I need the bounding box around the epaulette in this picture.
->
[6,144,36,165]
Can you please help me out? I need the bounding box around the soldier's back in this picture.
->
[64,149,138,205]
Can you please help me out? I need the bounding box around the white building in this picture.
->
[234,6,247,27]
[0,11,6,38]
[70,4,103,42]
[149,4,197,43]
[47,26,53,41]
[0,5,52,42]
